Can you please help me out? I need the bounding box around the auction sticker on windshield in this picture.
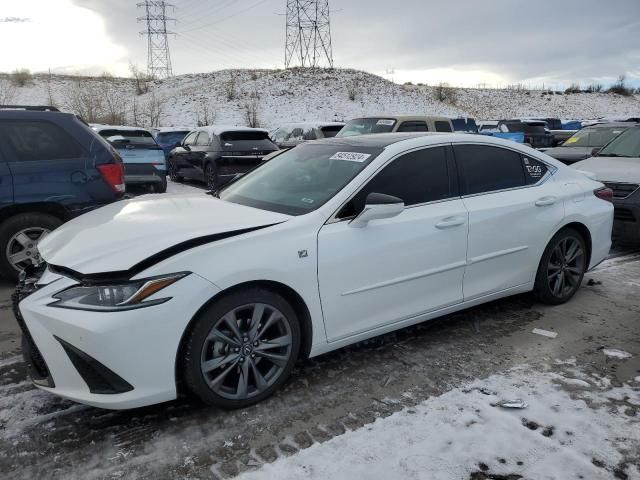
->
[330,152,372,162]
[376,119,395,126]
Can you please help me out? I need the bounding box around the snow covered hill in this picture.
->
[2,68,639,129]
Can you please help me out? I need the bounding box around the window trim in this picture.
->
[326,142,459,224]
[451,142,556,199]
[195,131,211,146]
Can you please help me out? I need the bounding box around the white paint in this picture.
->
[23,135,613,409]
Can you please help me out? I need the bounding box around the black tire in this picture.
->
[534,228,587,305]
[182,288,301,409]
[205,163,218,191]
[168,159,183,182]
[153,175,167,193]
[0,213,62,281]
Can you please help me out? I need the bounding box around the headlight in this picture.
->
[49,273,188,312]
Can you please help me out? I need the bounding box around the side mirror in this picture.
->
[350,193,404,228]
[174,141,182,149]
[590,147,601,157]
[183,143,191,151]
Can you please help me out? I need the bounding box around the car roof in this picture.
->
[276,121,345,129]
[583,122,635,129]
[93,125,153,133]
[155,127,194,133]
[349,115,451,122]
[196,125,269,136]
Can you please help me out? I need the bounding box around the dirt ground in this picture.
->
[0,249,638,480]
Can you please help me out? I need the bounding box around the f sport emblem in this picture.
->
[298,250,308,258]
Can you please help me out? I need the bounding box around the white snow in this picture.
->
[602,348,633,360]
[3,69,639,129]
[237,366,640,480]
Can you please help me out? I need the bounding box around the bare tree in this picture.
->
[196,102,216,126]
[136,92,164,127]
[224,72,237,101]
[65,79,105,123]
[129,63,152,95]
[44,69,57,107]
[244,98,259,128]
[347,79,360,101]
[607,74,633,96]
[101,82,128,125]
[0,79,16,104]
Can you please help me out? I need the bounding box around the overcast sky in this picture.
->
[1,0,639,88]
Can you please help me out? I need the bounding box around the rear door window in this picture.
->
[454,144,526,195]
[522,156,549,185]
[435,121,453,132]
[0,120,84,161]
[397,121,429,132]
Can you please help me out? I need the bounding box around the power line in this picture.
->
[285,0,333,69]
[137,1,176,79]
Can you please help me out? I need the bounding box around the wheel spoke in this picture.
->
[250,359,268,391]
[255,312,278,341]
[566,247,583,264]
[8,250,30,265]
[548,270,561,281]
[202,353,240,373]
[13,233,32,247]
[236,359,250,398]
[222,314,243,342]
[209,361,237,388]
[255,335,292,351]
[248,304,265,339]
[552,272,563,295]
[564,241,578,263]
[255,350,289,367]
[566,266,582,275]
[206,328,240,347]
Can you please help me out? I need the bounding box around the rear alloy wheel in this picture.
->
[168,160,183,182]
[183,288,300,408]
[205,163,218,191]
[0,213,62,281]
[534,228,587,305]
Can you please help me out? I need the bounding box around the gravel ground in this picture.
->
[0,182,638,479]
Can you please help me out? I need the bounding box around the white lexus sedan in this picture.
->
[15,133,613,410]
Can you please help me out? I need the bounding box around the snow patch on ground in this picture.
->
[238,365,640,480]
[602,348,633,360]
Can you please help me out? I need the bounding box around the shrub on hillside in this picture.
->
[564,83,581,94]
[434,82,457,104]
[586,83,603,93]
[607,75,633,96]
[10,68,32,87]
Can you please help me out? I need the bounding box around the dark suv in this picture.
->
[168,126,279,190]
[0,106,125,280]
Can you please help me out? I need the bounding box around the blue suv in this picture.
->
[0,106,125,280]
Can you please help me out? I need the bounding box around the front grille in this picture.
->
[604,182,639,199]
[13,265,54,387]
[614,207,636,223]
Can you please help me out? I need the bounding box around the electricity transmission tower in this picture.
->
[137,1,175,79]
[285,0,334,69]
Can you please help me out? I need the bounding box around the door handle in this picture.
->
[535,196,557,207]
[435,216,466,229]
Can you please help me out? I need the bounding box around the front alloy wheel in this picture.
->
[183,288,300,408]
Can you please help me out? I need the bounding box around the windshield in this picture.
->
[98,129,156,145]
[503,122,546,134]
[562,127,627,148]
[156,131,190,145]
[598,127,640,158]
[219,143,383,215]
[336,118,397,137]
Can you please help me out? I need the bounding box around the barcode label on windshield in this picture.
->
[329,152,372,162]
[376,119,395,126]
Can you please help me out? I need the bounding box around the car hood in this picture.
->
[571,156,640,183]
[543,147,592,163]
[38,193,291,275]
